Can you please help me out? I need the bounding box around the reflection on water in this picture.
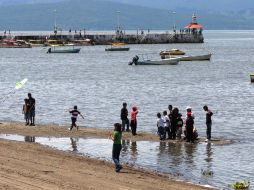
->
[24,136,35,142]
[0,134,253,189]
[70,137,78,152]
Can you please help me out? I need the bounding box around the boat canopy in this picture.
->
[112,42,126,46]
[185,23,203,29]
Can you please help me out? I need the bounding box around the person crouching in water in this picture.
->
[185,112,195,143]
[110,123,123,172]
[69,106,84,131]
[130,106,138,135]
[157,113,165,140]
[22,98,30,126]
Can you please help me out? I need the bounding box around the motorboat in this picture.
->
[105,42,130,51]
[162,53,212,61]
[47,44,81,53]
[129,55,180,65]
[160,49,185,57]
[0,40,32,48]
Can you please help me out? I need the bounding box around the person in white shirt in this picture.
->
[163,111,170,139]
[157,113,165,140]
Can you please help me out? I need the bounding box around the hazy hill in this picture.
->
[0,0,253,31]
[103,0,254,12]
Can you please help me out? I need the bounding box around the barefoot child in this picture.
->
[110,123,123,172]
[69,106,84,131]
[22,98,30,125]
[130,106,138,135]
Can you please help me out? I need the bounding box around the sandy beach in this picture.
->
[0,122,219,190]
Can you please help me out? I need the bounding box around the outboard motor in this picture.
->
[129,55,139,65]
[47,47,51,54]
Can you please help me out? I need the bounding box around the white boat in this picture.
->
[162,53,212,61]
[250,73,254,83]
[129,55,179,65]
[47,44,81,53]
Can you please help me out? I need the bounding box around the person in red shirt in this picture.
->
[130,106,138,135]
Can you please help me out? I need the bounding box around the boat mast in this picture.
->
[54,9,57,35]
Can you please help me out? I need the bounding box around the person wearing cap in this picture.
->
[185,112,194,143]
[130,106,138,135]
[203,105,213,141]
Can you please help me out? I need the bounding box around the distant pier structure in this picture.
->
[0,14,204,45]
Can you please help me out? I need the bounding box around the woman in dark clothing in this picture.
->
[185,112,194,143]
[170,107,179,140]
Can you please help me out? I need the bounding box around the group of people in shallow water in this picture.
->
[22,97,213,173]
[158,105,213,142]
[157,105,199,142]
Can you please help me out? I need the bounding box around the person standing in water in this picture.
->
[185,112,194,143]
[22,98,30,126]
[28,93,35,126]
[130,106,138,135]
[203,105,213,141]
[120,102,129,132]
[110,123,123,172]
[69,105,84,131]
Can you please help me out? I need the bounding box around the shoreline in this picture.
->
[0,121,217,190]
[0,121,234,145]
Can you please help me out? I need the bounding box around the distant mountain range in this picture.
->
[0,0,253,31]
[103,0,254,12]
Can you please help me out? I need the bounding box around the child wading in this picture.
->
[22,98,30,125]
[203,105,213,142]
[163,111,170,139]
[130,106,138,135]
[110,123,123,172]
[157,113,165,140]
[69,106,84,131]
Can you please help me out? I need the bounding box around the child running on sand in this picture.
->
[69,106,84,131]
[110,123,123,172]
[22,98,30,126]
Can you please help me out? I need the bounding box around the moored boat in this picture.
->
[0,40,32,48]
[162,53,212,61]
[160,49,185,57]
[129,55,179,65]
[47,44,81,53]
[105,42,130,51]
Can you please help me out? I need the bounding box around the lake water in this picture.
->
[0,30,254,189]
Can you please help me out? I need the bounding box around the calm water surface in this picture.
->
[0,30,254,189]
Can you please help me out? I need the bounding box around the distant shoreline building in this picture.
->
[0,14,204,45]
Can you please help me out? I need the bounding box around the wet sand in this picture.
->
[0,121,233,145]
[0,122,216,190]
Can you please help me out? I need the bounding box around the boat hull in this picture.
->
[48,48,81,53]
[105,47,130,51]
[134,58,180,65]
[162,54,212,61]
